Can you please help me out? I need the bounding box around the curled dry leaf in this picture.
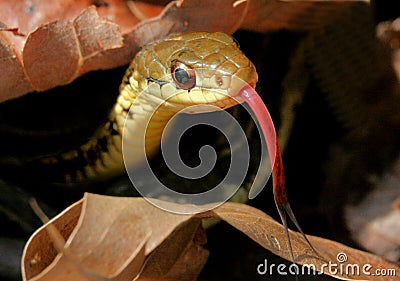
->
[0,0,362,102]
[22,194,400,280]
[22,193,208,281]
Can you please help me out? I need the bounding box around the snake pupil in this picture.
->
[175,68,189,83]
[171,60,196,90]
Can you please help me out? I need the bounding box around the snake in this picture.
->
[42,32,259,184]
[31,31,316,261]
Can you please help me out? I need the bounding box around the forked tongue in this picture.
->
[235,85,318,263]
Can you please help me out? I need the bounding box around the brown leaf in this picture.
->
[22,199,83,280]
[377,17,400,80]
[22,6,126,91]
[23,20,81,91]
[131,0,249,47]
[0,30,31,101]
[241,0,366,32]
[209,202,400,280]
[345,157,400,262]
[0,1,140,101]
[22,193,207,281]
[0,0,362,101]
[138,219,208,281]
[23,195,400,280]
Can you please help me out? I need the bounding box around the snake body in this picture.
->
[41,32,257,183]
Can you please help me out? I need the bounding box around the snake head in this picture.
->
[125,32,258,112]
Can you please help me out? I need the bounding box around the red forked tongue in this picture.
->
[236,85,318,263]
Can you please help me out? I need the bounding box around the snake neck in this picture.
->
[31,79,182,184]
[113,79,184,169]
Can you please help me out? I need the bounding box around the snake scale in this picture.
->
[21,31,316,262]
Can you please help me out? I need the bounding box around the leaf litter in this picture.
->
[0,0,360,101]
[22,193,400,280]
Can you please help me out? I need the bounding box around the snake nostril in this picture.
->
[216,76,223,87]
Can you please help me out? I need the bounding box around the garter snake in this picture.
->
[40,31,258,184]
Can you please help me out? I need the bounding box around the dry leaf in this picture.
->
[137,219,208,281]
[345,157,400,262]
[0,0,363,101]
[241,0,364,32]
[22,194,400,280]
[22,193,207,281]
[209,202,400,280]
[377,17,400,80]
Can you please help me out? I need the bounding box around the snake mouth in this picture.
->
[162,86,242,113]
[161,78,254,111]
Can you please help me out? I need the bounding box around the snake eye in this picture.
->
[171,60,196,90]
